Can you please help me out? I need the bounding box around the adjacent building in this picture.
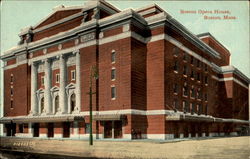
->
[0,0,249,140]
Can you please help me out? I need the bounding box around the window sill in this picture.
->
[183,75,188,78]
[174,71,178,74]
[174,93,178,95]
[191,78,194,80]
[111,98,116,100]
[111,62,116,64]
[111,79,116,81]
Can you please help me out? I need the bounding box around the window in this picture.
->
[10,74,14,83]
[183,83,188,96]
[204,65,208,72]
[111,86,116,99]
[173,83,178,94]
[174,61,178,72]
[183,66,188,75]
[10,87,13,96]
[191,103,196,114]
[204,93,208,101]
[183,100,189,113]
[205,104,208,115]
[40,97,44,113]
[190,56,194,65]
[197,60,200,68]
[197,72,201,81]
[191,86,195,98]
[111,68,116,80]
[70,93,76,112]
[10,100,13,109]
[205,76,208,84]
[85,123,90,134]
[173,99,178,112]
[41,76,45,85]
[55,96,59,112]
[197,104,202,115]
[183,54,188,61]
[191,70,195,79]
[71,70,76,81]
[173,47,179,56]
[56,74,60,83]
[197,88,202,100]
[111,51,116,63]
[19,124,23,133]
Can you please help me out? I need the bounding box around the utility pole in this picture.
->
[88,66,98,146]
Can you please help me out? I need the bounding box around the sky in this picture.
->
[0,1,249,123]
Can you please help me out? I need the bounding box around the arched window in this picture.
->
[70,93,76,112]
[41,97,44,113]
[55,96,59,112]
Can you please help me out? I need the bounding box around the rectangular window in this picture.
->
[10,74,14,83]
[205,76,208,84]
[191,87,195,98]
[204,93,208,101]
[205,104,208,115]
[197,60,200,68]
[56,74,60,83]
[173,99,178,111]
[111,86,116,99]
[198,104,202,115]
[10,100,13,109]
[173,47,179,56]
[191,103,195,114]
[10,87,13,96]
[173,83,178,94]
[204,65,208,71]
[183,84,188,96]
[197,89,202,100]
[174,61,178,72]
[41,76,45,85]
[19,124,24,133]
[197,72,201,81]
[190,56,194,65]
[85,123,90,134]
[183,54,188,61]
[71,70,76,81]
[183,66,188,75]
[183,100,189,113]
[111,68,116,80]
[111,51,116,63]
[191,70,195,79]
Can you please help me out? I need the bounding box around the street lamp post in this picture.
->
[88,66,98,146]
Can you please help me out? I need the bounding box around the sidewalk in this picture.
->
[0,136,249,159]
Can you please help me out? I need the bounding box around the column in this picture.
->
[59,55,67,113]
[44,59,52,114]
[75,51,81,112]
[30,62,38,115]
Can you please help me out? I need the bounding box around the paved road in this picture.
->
[0,136,249,159]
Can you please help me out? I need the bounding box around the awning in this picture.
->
[0,115,85,124]
[166,113,214,122]
[93,114,126,121]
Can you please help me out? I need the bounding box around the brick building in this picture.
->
[0,0,249,140]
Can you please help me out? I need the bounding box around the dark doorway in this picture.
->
[104,121,112,138]
[184,125,189,138]
[174,124,180,138]
[33,123,39,137]
[47,123,54,138]
[5,124,12,136]
[63,122,70,138]
[114,121,122,138]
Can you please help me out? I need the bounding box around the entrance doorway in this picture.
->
[104,121,123,138]
[104,121,112,138]
[47,123,54,138]
[63,122,70,138]
[5,123,16,136]
[114,121,122,138]
[33,123,39,137]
